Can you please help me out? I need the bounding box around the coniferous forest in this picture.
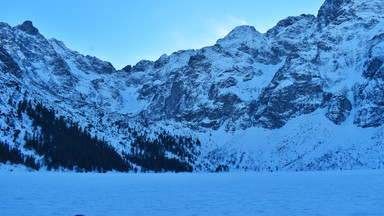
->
[0,99,200,172]
[125,130,200,172]
[0,140,39,170]
[20,100,131,172]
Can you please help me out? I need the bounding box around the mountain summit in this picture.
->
[16,20,40,35]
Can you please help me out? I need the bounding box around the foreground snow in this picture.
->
[1,170,384,216]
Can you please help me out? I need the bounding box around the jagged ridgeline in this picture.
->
[0,99,200,172]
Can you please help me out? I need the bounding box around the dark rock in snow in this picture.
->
[363,58,383,79]
[326,95,352,125]
[132,60,153,72]
[219,77,237,88]
[317,0,351,27]
[0,46,21,76]
[122,65,132,72]
[188,53,211,70]
[16,20,40,35]
[154,54,169,69]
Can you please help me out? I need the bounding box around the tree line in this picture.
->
[124,129,200,172]
[8,99,202,173]
[19,100,131,172]
[0,140,39,170]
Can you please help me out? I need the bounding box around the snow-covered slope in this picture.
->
[1,0,383,172]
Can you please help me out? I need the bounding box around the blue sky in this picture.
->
[0,0,324,69]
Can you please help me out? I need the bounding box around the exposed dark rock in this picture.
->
[218,77,237,88]
[188,53,211,70]
[122,65,132,72]
[16,20,40,35]
[353,79,384,128]
[154,54,169,69]
[238,43,282,65]
[253,80,324,129]
[363,58,383,79]
[266,14,316,37]
[216,93,242,117]
[208,84,218,100]
[317,0,351,27]
[243,71,256,82]
[163,73,185,118]
[0,46,21,76]
[138,84,158,100]
[85,55,115,74]
[51,57,71,76]
[354,107,384,128]
[132,60,153,72]
[326,95,352,125]
[91,78,105,91]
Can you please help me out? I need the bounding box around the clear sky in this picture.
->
[0,0,325,69]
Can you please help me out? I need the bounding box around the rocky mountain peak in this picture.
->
[216,25,262,47]
[226,25,259,36]
[16,20,40,35]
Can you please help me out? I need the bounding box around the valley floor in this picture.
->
[1,170,384,216]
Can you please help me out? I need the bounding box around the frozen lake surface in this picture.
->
[1,170,384,216]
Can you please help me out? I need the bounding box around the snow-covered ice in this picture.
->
[1,170,384,216]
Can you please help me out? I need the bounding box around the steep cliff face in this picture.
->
[317,0,352,27]
[124,0,384,133]
[354,33,384,127]
[1,0,383,172]
[0,21,125,115]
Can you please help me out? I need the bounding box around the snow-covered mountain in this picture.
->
[1,0,383,172]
